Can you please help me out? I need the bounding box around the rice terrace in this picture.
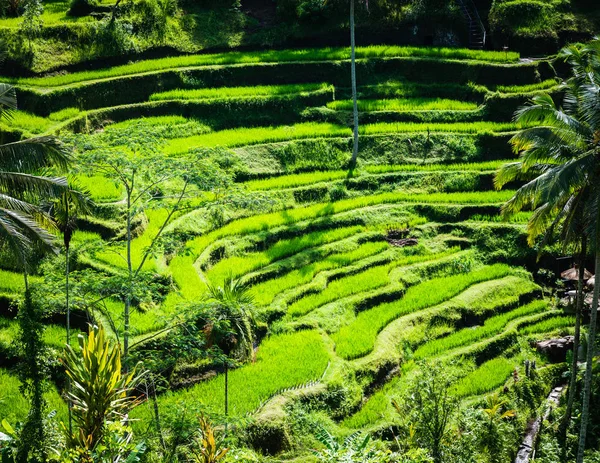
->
[0,0,600,461]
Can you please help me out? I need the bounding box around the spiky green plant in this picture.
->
[61,325,144,451]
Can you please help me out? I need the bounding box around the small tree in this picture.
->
[73,123,200,361]
[205,276,255,420]
[480,392,515,463]
[19,0,43,51]
[395,363,457,463]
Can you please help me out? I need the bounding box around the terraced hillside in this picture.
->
[0,45,574,460]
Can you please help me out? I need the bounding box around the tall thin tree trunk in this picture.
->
[350,0,359,166]
[150,377,166,451]
[577,225,600,463]
[562,237,586,448]
[124,189,132,362]
[66,245,73,437]
[224,361,229,436]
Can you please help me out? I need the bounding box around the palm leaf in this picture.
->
[0,136,71,172]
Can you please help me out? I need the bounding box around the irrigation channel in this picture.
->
[514,385,565,463]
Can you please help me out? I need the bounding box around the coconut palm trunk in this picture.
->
[577,221,600,463]
[562,237,586,446]
[350,0,359,166]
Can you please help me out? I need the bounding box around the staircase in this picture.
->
[457,0,486,50]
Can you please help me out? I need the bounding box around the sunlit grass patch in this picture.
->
[0,369,67,427]
[6,111,54,134]
[164,121,521,152]
[364,161,507,174]
[250,241,389,306]
[519,315,575,336]
[333,264,515,360]
[493,79,559,93]
[243,161,508,191]
[414,300,547,359]
[451,357,516,397]
[206,225,364,284]
[328,98,479,112]
[133,330,330,420]
[149,83,331,101]
[288,248,459,317]
[74,175,124,202]
[14,45,520,88]
[187,190,515,262]
[48,107,82,121]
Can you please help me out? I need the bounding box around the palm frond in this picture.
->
[0,84,16,122]
[0,136,71,172]
[0,172,68,200]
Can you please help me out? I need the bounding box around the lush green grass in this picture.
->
[205,225,363,284]
[133,330,330,419]
[48,107,82,121]
[327,98,479,112]
[186,191,515,264]
[364,161,507,174]
[470,212,532,223]
[249,241,389,307]
[288,248,460,317]
[0,0,95,28]
[0,369,68,426]
[414,300,547,359]
[107,116,212,139]
[187,191,515,262]
[360,121,520,136]
[164,121,520,152]
[333,264,515,359]
[245,171,351,191]
[164,122,349,152]
[451,357,516,397]
[519,315,575,335]
[149,83,331,101]
[243,161,507,191]
[494,79,559,93]
[12,45,520,88]
[94,208,170,272]
[288,263,393,317]
[74,175,124,202]
[0,270,27,294]
[0,319,73,350]
[6,111,55,134]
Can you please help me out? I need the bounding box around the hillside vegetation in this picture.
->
[0,39,589,462]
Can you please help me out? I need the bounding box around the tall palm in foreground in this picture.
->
[1,80,71,460]
[206,276,255,419]
[495,39,600,463]
[1,82,70,271]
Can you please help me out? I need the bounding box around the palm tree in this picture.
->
[494,39,600,463]
[48,184,93,437]
[49,184,93,345]
[1,83,70,269]
[1,80,71,460]
[206,276,255,419]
